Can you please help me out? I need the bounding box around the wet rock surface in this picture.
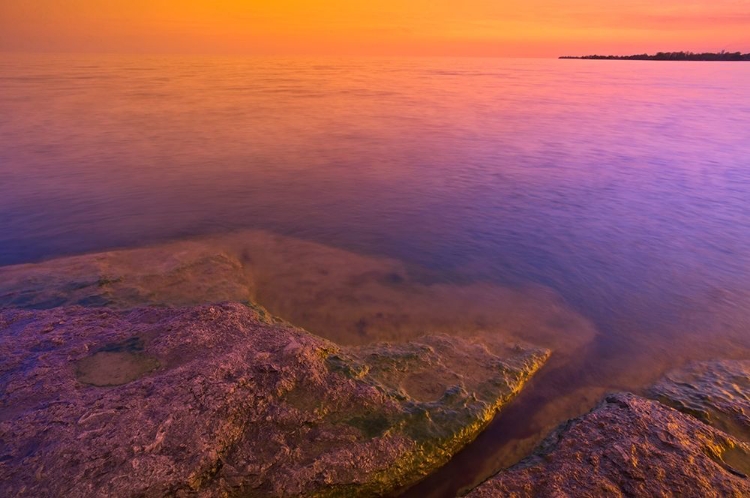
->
[648,360,750,442]
[0,303,548,497]
[0,241,253,309]
[467,392,750,497]
[0,230,597,353]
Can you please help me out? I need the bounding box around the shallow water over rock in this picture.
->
[468,393,750,497]
[649,360,750,443]
[2,230,749,494]
[75,337,160,387]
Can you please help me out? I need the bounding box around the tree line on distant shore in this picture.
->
[560,51,750,61]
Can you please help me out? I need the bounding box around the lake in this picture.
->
[1,54,750,495]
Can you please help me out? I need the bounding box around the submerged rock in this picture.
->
[0,303,548,497]
[0,241,253,309]
[648,360,750,442]
[467,393,750,497]
[0,230,597,353]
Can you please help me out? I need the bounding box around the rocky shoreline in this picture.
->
[1,234,748,496]
[469,388,750,497]
[0,303,548,496]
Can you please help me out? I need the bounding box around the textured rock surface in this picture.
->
[0,303,548,497]
[0,241,253,309]
[649,360,750,442]
[467,393,750,498]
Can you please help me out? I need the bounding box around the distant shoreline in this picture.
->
[560,51,750,61]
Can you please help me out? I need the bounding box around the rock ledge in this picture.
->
[0,303,548,497]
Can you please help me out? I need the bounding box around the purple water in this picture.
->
[2,54,750,494]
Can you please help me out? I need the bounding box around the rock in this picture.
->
[0,241,253,309]
[648,360,750,442]
[0,303,548,497]
[467,393,750,498]
[0,230,596,353]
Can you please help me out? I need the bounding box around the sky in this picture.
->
[1,0,749,57]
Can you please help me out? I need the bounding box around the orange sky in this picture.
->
[1,0,749,57]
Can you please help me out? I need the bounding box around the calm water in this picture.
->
[2,54,750,494]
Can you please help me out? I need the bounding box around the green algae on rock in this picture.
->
[467,392,750,498]
[0,303,548,497]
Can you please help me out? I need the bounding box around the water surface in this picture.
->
[2,54,750,495]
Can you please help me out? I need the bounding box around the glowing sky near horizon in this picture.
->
[1,0,749,57]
